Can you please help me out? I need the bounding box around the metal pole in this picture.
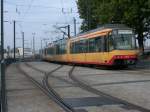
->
[0,0,3,66]
[13,21,16,60]
[73,17,77,36]
[41,40,43,56]
[33,36,35,55]
[31,40,32,51]
[46,41,48,47]
[41,40,42,50]
[1,0,7,111]
[22,32,24,59]
[68,25,70,38]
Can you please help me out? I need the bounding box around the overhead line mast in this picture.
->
[1,0,7,112]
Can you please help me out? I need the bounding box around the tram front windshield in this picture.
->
[109,30,136,50]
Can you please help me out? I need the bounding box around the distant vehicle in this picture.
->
[24,48,33,58]
[8,48,33,59]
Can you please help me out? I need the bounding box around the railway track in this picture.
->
[18,63,76,112]
[25,62,150,112]
[69,66,150,112]
[25,63,75,86]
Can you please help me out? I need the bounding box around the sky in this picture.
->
[3,0,82,51]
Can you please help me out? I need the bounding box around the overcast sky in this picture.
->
[3,0,81,50]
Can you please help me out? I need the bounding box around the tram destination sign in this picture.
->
[118,30,133,34]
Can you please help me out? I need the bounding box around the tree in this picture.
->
[77,0,150,52]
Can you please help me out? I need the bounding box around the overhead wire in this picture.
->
[5,1,71,9]
[60,0,68,24]
[5,0,82,43]
[20,0,35,22]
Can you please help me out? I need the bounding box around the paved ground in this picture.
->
[27,61,150,112]
[6,61,150,112]
[6,63,65,112]
[73,66,150,110]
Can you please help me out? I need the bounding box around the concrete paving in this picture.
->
[6,61,150,112]
[26,62,150,112]
[6,63,65,112]
[73,66,150,110]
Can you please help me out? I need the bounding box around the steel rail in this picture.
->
[21,63,76,112]
[25,63,75,85]
[26,63,150,112]
[69,66,150,112]
[43,68,76,112]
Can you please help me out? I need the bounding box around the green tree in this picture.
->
[77,0,150,51]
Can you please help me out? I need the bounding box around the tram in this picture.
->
[43,24,139,66]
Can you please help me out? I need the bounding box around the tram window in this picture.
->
[95,37,101,52]
[79,40,87,53]
[84,39,88,53]
[56,45,60,54]
[97,36,107,52]
[109,34,114,51]
[60,44,66,54]
[71,42,76,54]
[89,38,95,52]
[70,40,88,54]
[104,36,109,52]
[70,43,73,53]
[73,42,76,53]
[74,42,78,53]
[61,39,67,54]
[54,46,57,55]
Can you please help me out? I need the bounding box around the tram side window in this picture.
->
[53,46,57,55]
[100,36,108,52]
[63,44,67,54]
[109,34,114,51]
[70,40,87,54]
[56,45,59,54]
[73,42,76,53]
[104,36,108,52]
[95,37,101,52]
[51,47,55,55]
[47,48,51,55]
[71,41,80,53]
[79,40,87,53]
[75,41,80,53]
[89,38,95,52]
[54,39,67,55]
[71,42,76,54]
[70,43,73,53]
[61,40,67,54]
[44,49,47,55]
[88,36,108,53]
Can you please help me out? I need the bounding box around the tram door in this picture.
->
[73,40,86,63]
[85,37,102,63]
[101,35,109,64]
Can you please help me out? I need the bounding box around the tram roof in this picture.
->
[73,24,132,38]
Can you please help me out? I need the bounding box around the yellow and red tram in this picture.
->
[43,24,139,66]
